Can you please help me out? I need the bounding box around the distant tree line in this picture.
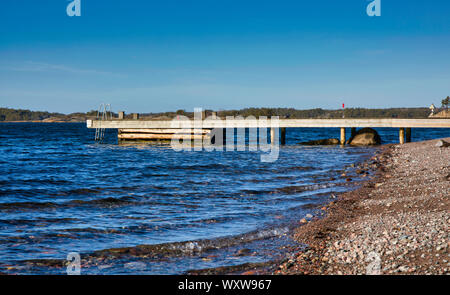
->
[0,106,436,121]
[0,108,62,121]
[216,107,430,119]
[156,107,431,119]
[0,108,99,121]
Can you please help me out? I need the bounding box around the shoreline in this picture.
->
[272,137,449,275]
[190,138,449,275]
[0,121,86,123]
[186,145,382,275]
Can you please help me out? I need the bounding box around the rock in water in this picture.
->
[236,248,251,256]
[347,128,381,146]
[435,140,450,147]
[298,138,340,145]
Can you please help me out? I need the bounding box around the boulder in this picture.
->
[347,128,381,146]
[298,138,340,146]
[435,140,450,147]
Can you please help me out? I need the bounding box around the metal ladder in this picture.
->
[95,103,112,142]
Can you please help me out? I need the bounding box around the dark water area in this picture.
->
[0,123,448,274]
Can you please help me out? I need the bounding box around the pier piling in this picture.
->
[270,128,276,145]
[340,127,346,145]
[399,128,405,144]
[406,128,412,143]
[281,128,286,145]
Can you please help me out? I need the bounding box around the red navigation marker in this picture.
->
[342,103,345,109]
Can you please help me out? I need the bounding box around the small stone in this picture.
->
[236,248,251,256]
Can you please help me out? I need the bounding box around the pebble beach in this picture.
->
[275,138,450,275]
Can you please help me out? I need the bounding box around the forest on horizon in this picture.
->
[0,106,435,122]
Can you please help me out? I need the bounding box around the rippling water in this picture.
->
[0,123,448,274]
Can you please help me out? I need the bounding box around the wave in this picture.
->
[0,201,58,210]
[68,196,136,206]
[0,217,79,226]
[90,226,291,259]
[0,179,72,186]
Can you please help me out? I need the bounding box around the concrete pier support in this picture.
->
[340,127,346,145]
[406,128,412,143]
[399,128,405,144]
[280,128,286,145]
[270,128,276,145]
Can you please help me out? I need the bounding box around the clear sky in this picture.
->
[1,0,449,113]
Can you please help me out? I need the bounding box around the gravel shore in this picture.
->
[275,138,449,275]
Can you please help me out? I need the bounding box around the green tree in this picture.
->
[442,96,450,110]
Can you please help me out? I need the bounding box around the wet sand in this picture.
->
[273,138,449,275]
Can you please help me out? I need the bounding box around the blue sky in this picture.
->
[1,0,449,113]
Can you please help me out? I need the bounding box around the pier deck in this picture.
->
[86,118,450,144]
[87,118,450,129]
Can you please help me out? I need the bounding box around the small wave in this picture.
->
[68,196,135,206]
[0,196,135,211]
[190,216,235,225]
[149,163,232,171]
[0,217,78,226]
[65,188,102,195]
[21,179,72,185]
[284,166,315,172]
[92,226,290,259]
[274,183,335,195]
[63,227,122,234]
[0,188,48,197]
[239,189,271,195]
[0,201,57,210]
[140,173,170,178]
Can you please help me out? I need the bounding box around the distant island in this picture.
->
[0,106,437,122]
[0,108,98,122]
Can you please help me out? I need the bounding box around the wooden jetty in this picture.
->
[87,116,450,145]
